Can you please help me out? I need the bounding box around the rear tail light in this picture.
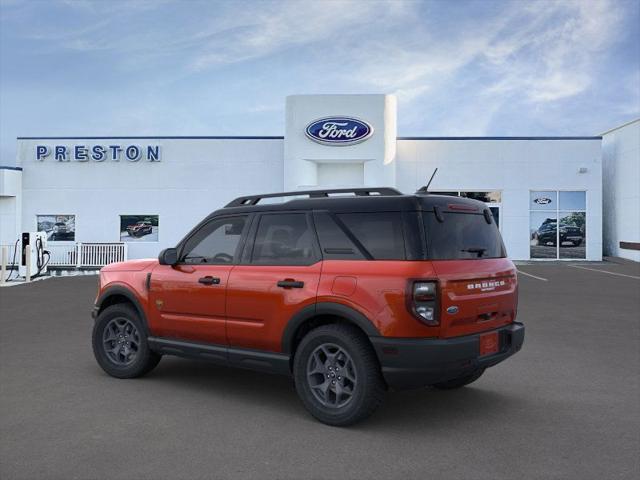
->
[410,281,439,326]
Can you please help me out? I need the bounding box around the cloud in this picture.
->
[341,0,630,135]
[482,0,623,103]
[0,0,636,160]
[189,1,412,71]
[7,0,623,109]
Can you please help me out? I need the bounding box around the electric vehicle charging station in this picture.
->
[19,231,50,279]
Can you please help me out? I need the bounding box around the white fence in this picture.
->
[0,242,127,268]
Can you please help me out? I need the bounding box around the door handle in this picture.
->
[198,276,221,285]
[277,279,304,289]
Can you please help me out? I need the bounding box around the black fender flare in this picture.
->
[281,302,380,354]
[94,285,150,334]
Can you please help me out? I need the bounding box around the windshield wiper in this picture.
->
[461,247,487,258]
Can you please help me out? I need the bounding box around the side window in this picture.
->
[337,212,406,260]
[313,212,365,260]
[181,216,247,264]
[251,213,317,265]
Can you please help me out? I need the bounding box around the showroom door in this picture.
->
[148,215,249,344]
[529,191,586,259]
[226,212,322,353]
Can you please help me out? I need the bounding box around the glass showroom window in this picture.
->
[430,191,502,228]
[119,215,159,242]
[530,191,586,260]
[37,215,76,242]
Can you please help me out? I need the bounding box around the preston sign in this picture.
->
[35,144,161,162]
[305,117,373,146]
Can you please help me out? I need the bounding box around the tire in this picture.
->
[431,369,485,390]
[293,324,385,426]
[92,304,161,379]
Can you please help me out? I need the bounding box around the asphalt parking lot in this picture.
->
[1,262,639,480]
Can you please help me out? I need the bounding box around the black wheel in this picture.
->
[431,369,485,390]
[92,304,161,379]
[293,324,385,426]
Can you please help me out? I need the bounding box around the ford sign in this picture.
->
[534,197,552,205]
[305,117,373,146]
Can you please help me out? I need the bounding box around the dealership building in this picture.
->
[0,95,638,265]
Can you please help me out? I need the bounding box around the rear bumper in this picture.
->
[370,322,525,390]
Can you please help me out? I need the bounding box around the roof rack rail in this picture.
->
[225,187,403,207]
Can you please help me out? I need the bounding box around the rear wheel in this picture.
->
[92,304,161,378]
[431,369,485,390]
[293,324,385,426]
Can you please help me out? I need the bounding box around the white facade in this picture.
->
[0,167,22,245]
[395,138,602,261]
[602,119,640,262]
[284,95,397,190]
[1,94,608,262]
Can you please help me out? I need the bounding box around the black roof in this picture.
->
[212,188,488,216]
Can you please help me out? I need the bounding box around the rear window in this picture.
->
[424,212,506,260]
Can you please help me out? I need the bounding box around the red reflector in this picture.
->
[448,203,478,212]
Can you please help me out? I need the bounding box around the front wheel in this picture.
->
[92,304,161,378]
[293,324,385,426]
[431,369,485,390]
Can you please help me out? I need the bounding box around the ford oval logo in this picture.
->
[305,116,374,146]
[534,197,552,205]
[447,306,459,315]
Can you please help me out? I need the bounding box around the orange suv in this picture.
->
[92,188,524,426]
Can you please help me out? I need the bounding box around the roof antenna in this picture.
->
[416,168,438,194]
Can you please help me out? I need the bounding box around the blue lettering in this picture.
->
[91,145,106,161]
[74,145,88,162]
[109,145,122,161]
[125,145,141,162]
[147,145,160,162]
[36,146,50,160]
[55,146,68,161]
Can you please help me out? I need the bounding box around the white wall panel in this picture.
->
[396,139,602,260]
[18,138,283,259]
[603,120,640,261]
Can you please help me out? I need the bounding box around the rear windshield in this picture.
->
[423,212,506,260]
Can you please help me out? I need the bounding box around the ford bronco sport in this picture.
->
[92,188,524,426]
[126,221,153,238]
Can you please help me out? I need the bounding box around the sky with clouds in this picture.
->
[0,0,638,164]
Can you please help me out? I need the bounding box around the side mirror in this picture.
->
[158,248,178,266]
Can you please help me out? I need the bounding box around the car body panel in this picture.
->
[226,263,322,351]
[148,264,233,344]
[431,258,517,338]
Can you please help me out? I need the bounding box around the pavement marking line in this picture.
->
[568,265,640,280]
[516,269,548,282]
